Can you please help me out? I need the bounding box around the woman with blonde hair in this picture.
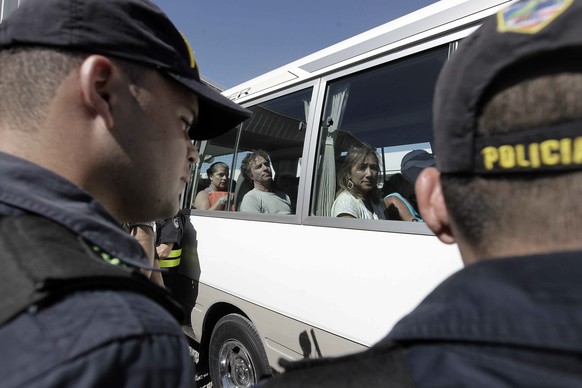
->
[331,143,386,219]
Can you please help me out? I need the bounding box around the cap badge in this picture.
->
[497,0,572,34]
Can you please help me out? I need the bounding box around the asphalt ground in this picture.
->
[189,346,212,388]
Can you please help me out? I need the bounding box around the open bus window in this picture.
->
[312,45,448,220]
[190,88,312,214]
[233,88,312,214]
[189,130,239,210]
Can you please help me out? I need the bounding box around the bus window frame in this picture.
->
[188,28,477,235]
[188,80,322,225]
[299,38,467,235]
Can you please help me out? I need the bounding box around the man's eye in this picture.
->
[181,117,193,133]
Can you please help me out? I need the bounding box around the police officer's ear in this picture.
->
[78,55,116,130]
[415,167,455,244]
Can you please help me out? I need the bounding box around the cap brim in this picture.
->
[401,157,435,183]
[168,73,252,140]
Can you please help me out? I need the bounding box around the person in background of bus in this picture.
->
[331,143,386,219]
[124,222,165,287]
[383,182,420,221]
[156,210,187,276]
[240,149,293,214]
[156,209,193,318]
[0,0,251,386]
[257,0,582,386]
[383,150,435,221]
[194,161,233,210]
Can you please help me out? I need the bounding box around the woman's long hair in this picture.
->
[336,143,382,202]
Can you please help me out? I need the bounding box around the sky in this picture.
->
[155,0,438,91]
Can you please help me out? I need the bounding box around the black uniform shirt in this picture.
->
[0,152,149,267]
[0,152,195,387]
[259,251,582,387]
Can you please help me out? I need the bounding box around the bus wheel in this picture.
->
[209,313,271,388]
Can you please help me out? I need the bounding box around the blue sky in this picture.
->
[155,0,437,90]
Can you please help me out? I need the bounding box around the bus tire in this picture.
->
[209,313,271,388]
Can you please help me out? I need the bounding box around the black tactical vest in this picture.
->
[0,215,183,326]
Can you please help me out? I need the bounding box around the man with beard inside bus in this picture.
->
[240,149,293,214]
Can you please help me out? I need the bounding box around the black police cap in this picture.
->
[0,0,251,140]
[433,0,582,175]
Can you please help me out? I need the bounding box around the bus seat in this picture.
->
[234,178,253,211]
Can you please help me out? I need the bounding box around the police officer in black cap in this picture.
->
[0,0,249,386]
[259,0,582,386]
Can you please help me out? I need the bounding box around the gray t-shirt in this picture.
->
[240,189,292,214]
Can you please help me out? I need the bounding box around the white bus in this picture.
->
[174,0,516,386]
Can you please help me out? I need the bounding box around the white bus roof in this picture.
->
[224,0,514,103]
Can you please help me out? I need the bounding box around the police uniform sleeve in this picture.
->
[157,213,185,245]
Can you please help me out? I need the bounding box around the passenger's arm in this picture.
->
[384,196,415,221]
[331,192,359,218]
[194,191,211,210]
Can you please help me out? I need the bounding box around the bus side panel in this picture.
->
[188,215,462,359]
[191,282,367,372]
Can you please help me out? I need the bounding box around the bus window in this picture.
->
[312,45,449,218]
[233,87,312,214]
[190,129,240,210]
